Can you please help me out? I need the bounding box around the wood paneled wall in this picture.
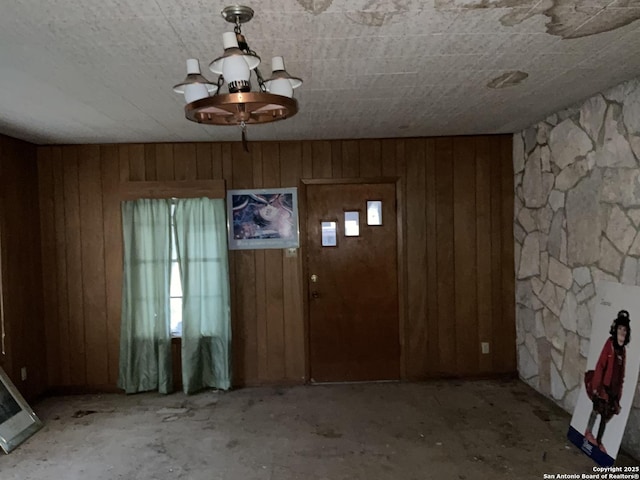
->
[36,135,515,390]
[0,134,47,400]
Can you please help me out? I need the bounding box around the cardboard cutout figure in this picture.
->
[568,282,640,466]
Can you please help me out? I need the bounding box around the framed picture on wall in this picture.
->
[0,367,42,453]
[227,188,299,250]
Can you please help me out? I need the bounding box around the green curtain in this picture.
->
[174,198,231,393]
[118,199,173,394]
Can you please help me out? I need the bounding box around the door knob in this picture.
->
[311,291,319,299]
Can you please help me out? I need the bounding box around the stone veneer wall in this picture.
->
[514,77,640,457]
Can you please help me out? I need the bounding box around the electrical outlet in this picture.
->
[481,342,490,354]
[21,367,27,381]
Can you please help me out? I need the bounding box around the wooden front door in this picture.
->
[305,181,400,383]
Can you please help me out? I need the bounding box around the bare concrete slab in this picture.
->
[0,379,636,479]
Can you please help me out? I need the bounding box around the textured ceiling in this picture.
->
[1,0,640,145]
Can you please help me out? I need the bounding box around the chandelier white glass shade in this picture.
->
[172,59,216,103]
[173,5,302,130]
[265,56,302,98]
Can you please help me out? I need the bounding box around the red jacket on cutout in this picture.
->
[592,338,626,404]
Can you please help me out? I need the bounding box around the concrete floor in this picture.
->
[0,379,636,479]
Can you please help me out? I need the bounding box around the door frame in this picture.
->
[299,177,406,383]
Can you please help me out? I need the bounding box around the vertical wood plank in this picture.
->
[0,137,12,380]
[101,145,123,386]
[128,144,145,181]
[156,144,175,181]
[489,136,504,374]
[144,144,157,181]
[52,147,71,385]
[262,143,285,381]
[218,142,238,385]
[396,139,408,377]
[0,138,17,385]
[27,148,46,397]
[331,140,343,179]
[1,137,47,398]
[211,143,224,180]
[63,147,87,386]
[475,137,493,373]
[223,143,237,388]
[174,143,197,181]
[359,139,382,178]
[424,139,439,376]
[381,139,397,177]
[453,137,478,376]
[435,138,456,374]
[196,143,213,180]
[302,143,313,179]
[262,143,280,189]
[78,145,109,386]
[252,250,271,383]
[37,148,61,387]
[236,251,257,385]
[342,140,360,178]
[280,142,305,382]
[231,142,256,384]
[119,145,131,183]
[118,144,130,182]
[265,249,284,381]
[221,143,233,184]
[404,139,427,379]
[395,140,406,182]
[499,136,516,372]
[251,144,269,381]
[312,141,332,179]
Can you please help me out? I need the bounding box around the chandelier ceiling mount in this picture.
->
[220,5,255,25]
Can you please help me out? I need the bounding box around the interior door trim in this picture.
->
[300,176,406,383]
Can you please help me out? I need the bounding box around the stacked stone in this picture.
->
[514,77,640,455]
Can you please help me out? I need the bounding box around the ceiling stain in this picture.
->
[296,0,333,15]
[434,0,531,7]
[345,0,411,27]
[345,11,388,27]
[487,71,529,88]
[434,0,640,39]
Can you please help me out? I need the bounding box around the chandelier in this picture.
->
[173,5,303,147]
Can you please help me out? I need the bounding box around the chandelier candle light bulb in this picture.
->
[183,59,211,103]
[220,44,251,92]
[209,32,259,77]
[266,57,293,98]
[264,56,302,99]
[172,58,216,103]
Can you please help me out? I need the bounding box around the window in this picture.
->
[367,200,382,226]
[321,221,337,247]
[344,211,360,237]
[119,197,232,393]
[170,203,183,337]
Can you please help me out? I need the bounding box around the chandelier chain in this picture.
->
[236,31,267,93]
[215,75,224,95]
